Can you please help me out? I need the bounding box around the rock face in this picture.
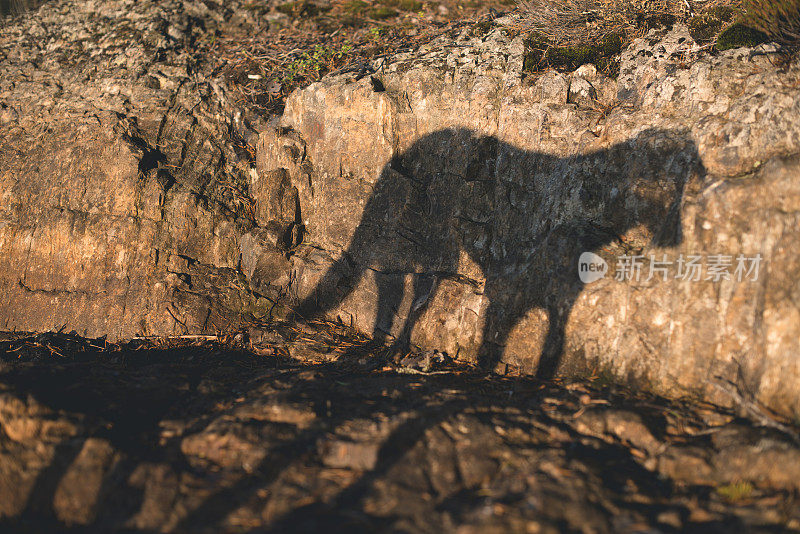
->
[289,126,698,380]
[2,0,800,416]
[0,0,285,338]
[256,24,800,415]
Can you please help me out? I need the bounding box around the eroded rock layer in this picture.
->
[0,0,281,338]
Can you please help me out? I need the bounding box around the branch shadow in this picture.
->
[0,346,760,533]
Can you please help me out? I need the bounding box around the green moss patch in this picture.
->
[689,14,726,43]
[368,6,398,19]
[276,1,329,17]
[679,0,773,52]
[524,32,623,76]
[522,32,548,72]
[708,5,738,21]
[342,0,370,15]
[385,0,423,12]
[716,22,769,50]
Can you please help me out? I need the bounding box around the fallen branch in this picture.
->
[709,375,800,446]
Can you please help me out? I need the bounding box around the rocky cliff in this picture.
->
[2,2,800,416]
[257,23,800,415]
[1,0,277,338]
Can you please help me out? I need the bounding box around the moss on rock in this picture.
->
[522,31,548,72]
[716,22,770,50]
[524,32,623,76]
[688,14,726,43]
[368,6,397,19]
[385,0,423,12]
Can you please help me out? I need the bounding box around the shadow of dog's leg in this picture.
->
[372,274,405,350]
[319,271,407,362]
[536,306,567,380]
[476,299,568,379]
[387,274,437,361]
[476,297,512,373]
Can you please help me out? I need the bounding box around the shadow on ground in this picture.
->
[0,329,798,533]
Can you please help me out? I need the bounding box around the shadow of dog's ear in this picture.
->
[630,130,705,250]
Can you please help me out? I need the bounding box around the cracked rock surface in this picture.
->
[259,22,800,417]
[2,2,800,423]
[0,0,280,339]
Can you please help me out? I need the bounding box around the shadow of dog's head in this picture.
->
[585,128,700,250]
[384,127,700,261]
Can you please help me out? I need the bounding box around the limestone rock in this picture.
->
[0,0,276,338]
[256,25,800,417]
[567,76,597,107]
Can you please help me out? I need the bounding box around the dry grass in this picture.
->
[514,0,800,73]
[744,0,800,49]
[518,0,690,45]
[211,0,510,114]
[517,0,751,46]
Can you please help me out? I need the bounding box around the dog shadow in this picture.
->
[293,127,703,377]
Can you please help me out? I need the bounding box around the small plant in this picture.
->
[284,43,353,84]
[717,481,755,502]
[588,365,618,389]
[367,26,387,39]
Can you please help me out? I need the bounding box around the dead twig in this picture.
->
[708,375,800,446]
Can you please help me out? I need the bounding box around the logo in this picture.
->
[578,252,608,284]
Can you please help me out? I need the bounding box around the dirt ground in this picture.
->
[1,325,799,533]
